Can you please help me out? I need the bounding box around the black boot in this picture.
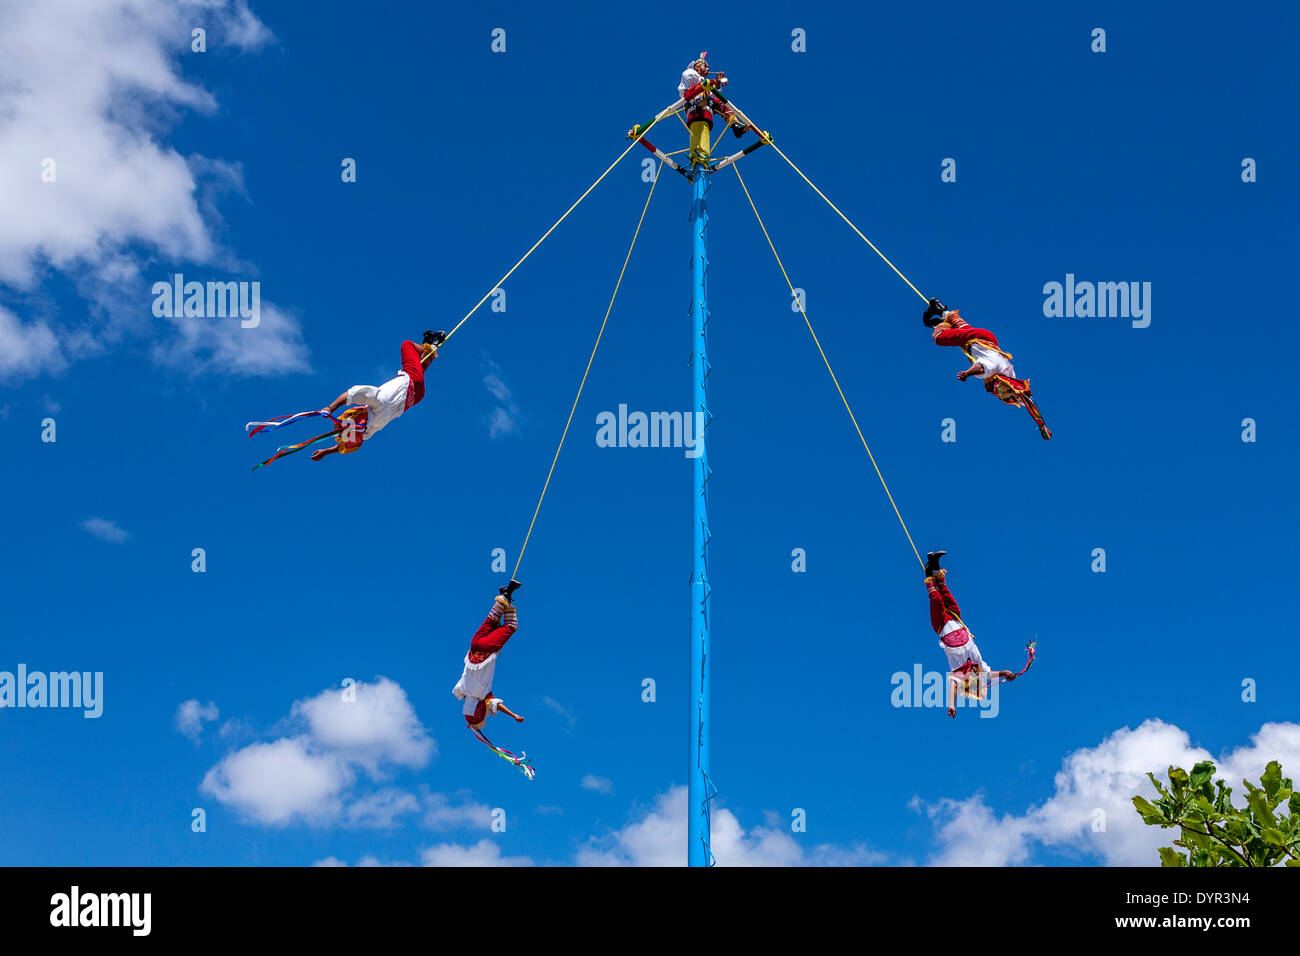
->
[922,299,946,327]
[499,579,522,601]
[924,551,947,577]
[423,329,447,347]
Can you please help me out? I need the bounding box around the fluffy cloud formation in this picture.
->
[199,677,434,826]
[420,840,534,868]
[581,774,614,795]
[576,786,885,867]
[291,679,435,774]
[0,0,304,381]
[201,736,350,826]
[0,305,63,380]
[175,699,219,743]
[915,719,1300,866]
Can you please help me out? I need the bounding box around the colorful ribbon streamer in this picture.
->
[471,726,536,780]
[993,641,1037,685]
[247,406,367,470]
[246,407,361,437]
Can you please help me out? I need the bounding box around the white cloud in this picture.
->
[420,839,534,868]
[576,786,884,867]
[343,788,420,829]
[199,678,436,827]
[0,0,304,381]
[219,0,274,49]
[80,517,129,543]
[312,855,404,867]
[200,736,351,826]
[291,677,435,775]
[422,793,494,831]
[914,719,1300,866]
[175,699,219,743]
[581,774,614,795]
[218,718,252,741]
[152,300,310,378]
[0,306,63,380]
[482,357,522,439]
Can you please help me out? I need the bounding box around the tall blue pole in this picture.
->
[688,167,713,867]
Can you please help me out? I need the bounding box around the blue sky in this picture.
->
[2,0,1298,866]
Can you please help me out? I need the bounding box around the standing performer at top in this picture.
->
[678,52,749,165]
[922,299,1052,440]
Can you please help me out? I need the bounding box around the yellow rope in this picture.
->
[443,117,667,345]
[732,165,925,572]
[756,125,1011,424]
[735,146,988,645]
[511,162,664,579]
[721,99,928,305]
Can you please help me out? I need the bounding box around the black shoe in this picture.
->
[423,330,447,346]
[499,579,522,600]
[922,299,946,327]
[731,122,749,138]
[924,551,947,576]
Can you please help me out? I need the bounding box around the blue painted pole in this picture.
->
[688,166,713,867]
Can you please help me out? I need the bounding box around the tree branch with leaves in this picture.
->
[1133,759,1300,867]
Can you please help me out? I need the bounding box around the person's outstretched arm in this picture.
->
[311,445,341,462]
[323,392,348,414]
[956,362,985,382]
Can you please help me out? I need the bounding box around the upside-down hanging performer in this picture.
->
[922,299,1052,440]
[678,52,749,165]
[923,551,1034,718]
[452,580,535,778]
[245,331,445,469]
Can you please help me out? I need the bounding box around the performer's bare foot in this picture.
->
[947,707,956,718]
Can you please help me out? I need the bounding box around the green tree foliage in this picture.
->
[1133,760,1300,866]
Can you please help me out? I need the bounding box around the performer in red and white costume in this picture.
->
[923,551,1018,718]
[310,331,444,460]
[678,53,745,132]
[677,52,749,165]
[922,299,1052,440]
[453,581,526,729]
